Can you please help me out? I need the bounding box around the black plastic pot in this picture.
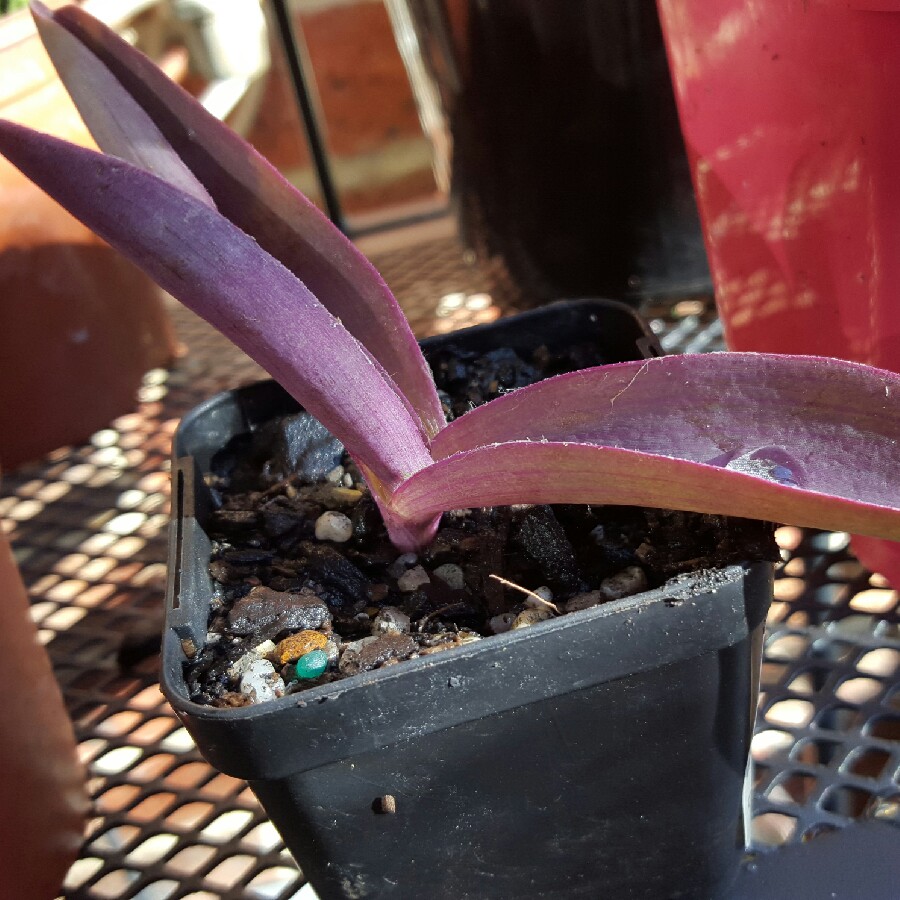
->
[162,300,773,900]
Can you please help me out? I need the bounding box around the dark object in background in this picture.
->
[407,0,711,304]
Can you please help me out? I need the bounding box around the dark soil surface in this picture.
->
[183,342,779,706]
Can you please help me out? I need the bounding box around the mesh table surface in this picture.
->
[1,229,898,899]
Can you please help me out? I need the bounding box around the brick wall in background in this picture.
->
[247,0,440,215]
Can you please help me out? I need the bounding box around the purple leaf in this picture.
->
[0,120,432,491]
[394,441,900,542]
[355,462,440,553]
[433,352,899,479]
[30,1,213,207]
[40,2,445,438]
[396,353,900,541]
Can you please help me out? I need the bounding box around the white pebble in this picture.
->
[239,658,285,703]
[387,552,418,579]
[525,586,553,608]
[433,563,465,590]
[489,612,516,634]
[315,510,353,543]
[600,566,648,600]
[373,606,411,634]
[227,650,261,681]
[398,565,431,592]
[326,465,345,483]
[253,639,277,656]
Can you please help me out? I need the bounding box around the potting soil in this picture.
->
[184,341,778,705]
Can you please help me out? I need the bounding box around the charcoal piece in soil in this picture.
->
[184,642,249,706]
[259,497,321,541]
[211,411,343,490]
[510,505,583,594]
[350,495,386,545]
[298,542,371,607]
[208,508,259,539]
[221,548,276,566]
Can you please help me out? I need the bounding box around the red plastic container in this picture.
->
[657,0,900,584]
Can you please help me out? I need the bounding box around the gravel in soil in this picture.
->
[184,342,779,706]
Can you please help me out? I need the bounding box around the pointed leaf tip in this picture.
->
[31,0,213,206]
[43,1,445,437]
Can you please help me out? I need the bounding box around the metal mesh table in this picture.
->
[1,227,897,899]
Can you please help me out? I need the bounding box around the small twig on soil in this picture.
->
[488,575,561,614]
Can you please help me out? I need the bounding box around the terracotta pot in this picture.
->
[0,523,88,898]
[0,2,179,470]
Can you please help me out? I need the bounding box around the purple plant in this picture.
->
[3,2,900,552]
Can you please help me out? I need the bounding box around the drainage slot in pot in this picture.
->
[171,467,184,610]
